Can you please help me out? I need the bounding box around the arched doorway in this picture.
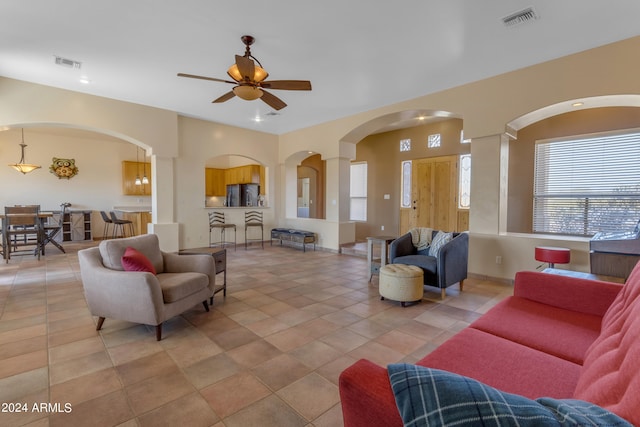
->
[339,110,467,240]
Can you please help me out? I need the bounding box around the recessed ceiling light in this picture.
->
[253,115,263,122]
[79,77,91,84]
[572,102,584,107]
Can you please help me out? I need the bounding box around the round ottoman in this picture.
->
[379,264,424,307]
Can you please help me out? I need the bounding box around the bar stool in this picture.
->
[244,210,263,249]
[100,211,113,240]
[110,211,134,238]
[535,246,571,269]
[209,211,236,250]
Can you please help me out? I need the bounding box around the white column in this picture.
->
[148,154,179,252]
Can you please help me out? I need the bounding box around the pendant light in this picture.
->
[135,146,142,186]
[8,128,41,174]
[141,149,149,185]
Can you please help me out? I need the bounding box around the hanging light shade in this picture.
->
[233,85,263,101]
[135,146,142,185]
[142,149,149,185]
[8,128,41,174]
[227,63,268,83]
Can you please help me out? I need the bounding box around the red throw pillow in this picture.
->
[121,246,156,274]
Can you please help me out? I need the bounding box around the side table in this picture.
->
[367,236,396,282]
[178,247,227,303]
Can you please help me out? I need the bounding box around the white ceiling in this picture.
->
[2,1,640,135]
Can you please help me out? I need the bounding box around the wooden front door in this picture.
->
[404,155,459,233]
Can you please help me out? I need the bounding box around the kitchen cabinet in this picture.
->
[206,165,265,199]
[205,168,226,196]
[122,211,152,235]
[122,161,152,195]
[224,165,260,185]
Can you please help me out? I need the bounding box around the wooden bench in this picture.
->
[270,228,317,252]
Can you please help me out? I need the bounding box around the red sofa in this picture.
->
[339,265,640,426]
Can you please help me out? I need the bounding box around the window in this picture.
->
[401,161,412,208]
[533,129,640,236]
[350,162,367,221]
[458,154,471,209]
[428,133,441,148]
[400,138,411,152]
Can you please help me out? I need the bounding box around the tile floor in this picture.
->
[0,240,513,427]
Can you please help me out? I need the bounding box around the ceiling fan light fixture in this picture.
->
[233,85,263,101]
[178,35,310,110]
[252,65,268,83]
[227,63,268,83]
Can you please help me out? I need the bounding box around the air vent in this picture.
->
[502,7,539,27]
[265,111,280,117]
[54,56,82,69]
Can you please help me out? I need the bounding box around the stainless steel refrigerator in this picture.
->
[226,183,260,207]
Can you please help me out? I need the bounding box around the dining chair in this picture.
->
[11,204,40,246]
[3,206,42,262]
[40,203,69,254]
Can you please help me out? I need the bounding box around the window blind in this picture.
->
[350,163,367,221]
[533,130,640,236]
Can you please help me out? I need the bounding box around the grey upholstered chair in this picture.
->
[78,234,215,340]
[390,229,468,299]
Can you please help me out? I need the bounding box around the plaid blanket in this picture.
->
[387,364,632,427]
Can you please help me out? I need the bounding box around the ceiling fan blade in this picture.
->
[260,80,312,91]
[212,91,236,103]
[234,55,255,81]
[260,90,287,110]
[177,73,236,84]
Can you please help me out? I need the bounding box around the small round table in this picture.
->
[535,246,570,268]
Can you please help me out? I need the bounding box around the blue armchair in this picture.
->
[389,230,468,299]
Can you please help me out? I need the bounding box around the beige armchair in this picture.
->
[78,234,215,340]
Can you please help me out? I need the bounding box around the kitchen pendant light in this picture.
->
[135,146,142,185]
[141,149,149,185]
[8,128,41,174]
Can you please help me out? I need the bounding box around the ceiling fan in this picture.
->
[178,35,312,111]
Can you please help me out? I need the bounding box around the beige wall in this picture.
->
[176,116,279,249]
[0,78,178,157]
[353,119,467,239]
[508,107,640,233]
[0,128,151,237]
[2,36,640,277]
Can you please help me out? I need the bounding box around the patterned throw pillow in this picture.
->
[429,231,452,258]
[387,364,632,427]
